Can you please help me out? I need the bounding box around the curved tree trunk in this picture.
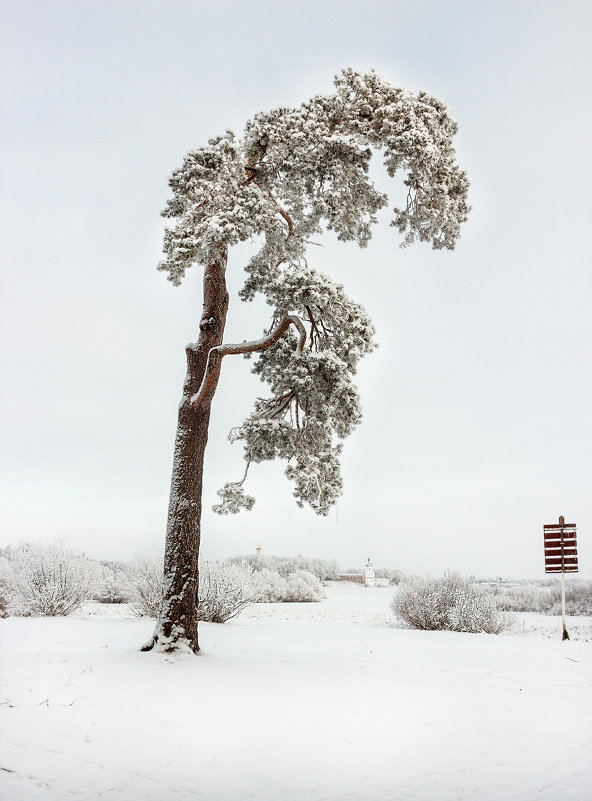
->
[143,252,229,653]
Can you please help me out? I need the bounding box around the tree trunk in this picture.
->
[143,252,229,653]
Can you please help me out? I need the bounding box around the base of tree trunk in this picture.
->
[140,631,200,655]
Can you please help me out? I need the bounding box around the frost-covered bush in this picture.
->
[284,570,326,602]
[0,555,13,617]
[488,583,551,613]
[391,572,511,634]
[374,568,406,585]
[549,582,592,616]
[256,567,291,602]
[125,555,326,618]
[228,553,338,581]
[5,543,101,616]
[276,556,338,581]
[92,563,131,604]
[125,558,264,621]
[197,561,264,622]
[485,581,592,616]
[125,557,163,617]
[245,565,326,602]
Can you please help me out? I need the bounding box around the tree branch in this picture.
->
[218,314,306,358]
[241,164,295,238]
[190,314,306,409]
[254,180,294,237]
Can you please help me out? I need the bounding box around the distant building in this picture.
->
[338,572,365,584]
[339,559,381,587]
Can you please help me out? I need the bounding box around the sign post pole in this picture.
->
[558,515,569,640]
[543,515,578,641]
[561,567,568,640]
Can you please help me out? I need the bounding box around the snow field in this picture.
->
[1,582,590,801]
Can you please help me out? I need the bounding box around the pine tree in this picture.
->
[142,69,470,653]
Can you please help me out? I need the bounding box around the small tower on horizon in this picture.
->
[256,546,262,559]
[365,558,375,587]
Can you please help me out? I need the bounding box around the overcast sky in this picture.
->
[1,0,590,578]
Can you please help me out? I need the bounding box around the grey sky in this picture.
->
[1,0,590,578]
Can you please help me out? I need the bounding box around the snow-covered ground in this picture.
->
[1,582,590,801]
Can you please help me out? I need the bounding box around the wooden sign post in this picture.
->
[543,516,578,640]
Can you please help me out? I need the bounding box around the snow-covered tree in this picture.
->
[144,69,470,653]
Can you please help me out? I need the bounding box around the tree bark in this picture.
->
[143,251,229,653]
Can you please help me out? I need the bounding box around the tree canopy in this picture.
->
[158,68,470,519]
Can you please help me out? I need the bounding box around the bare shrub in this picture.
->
[5,543,100,616]
[197,561,264,623]
[124,557,163,617]
[391,572,511,634]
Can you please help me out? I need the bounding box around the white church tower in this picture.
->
[365,558,375,587]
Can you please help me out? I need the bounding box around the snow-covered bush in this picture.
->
[256,567,291,602]
[228,554,338,581]
[252,567,326,602]
[0,555,13,617]
[124,555,327,618]
[549,582,592,616]
[488,583,550,613]
[284,570,326,602]
[391,572,511,634]
[197,561,264,623]
[374,568,406,585]
[5,543,101,616]
[485,581,592,616]
[125,557,163,617]
[92,563,130,604]
[125,558,264,621]
[277,557,338,581]
[227,554,331,602]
